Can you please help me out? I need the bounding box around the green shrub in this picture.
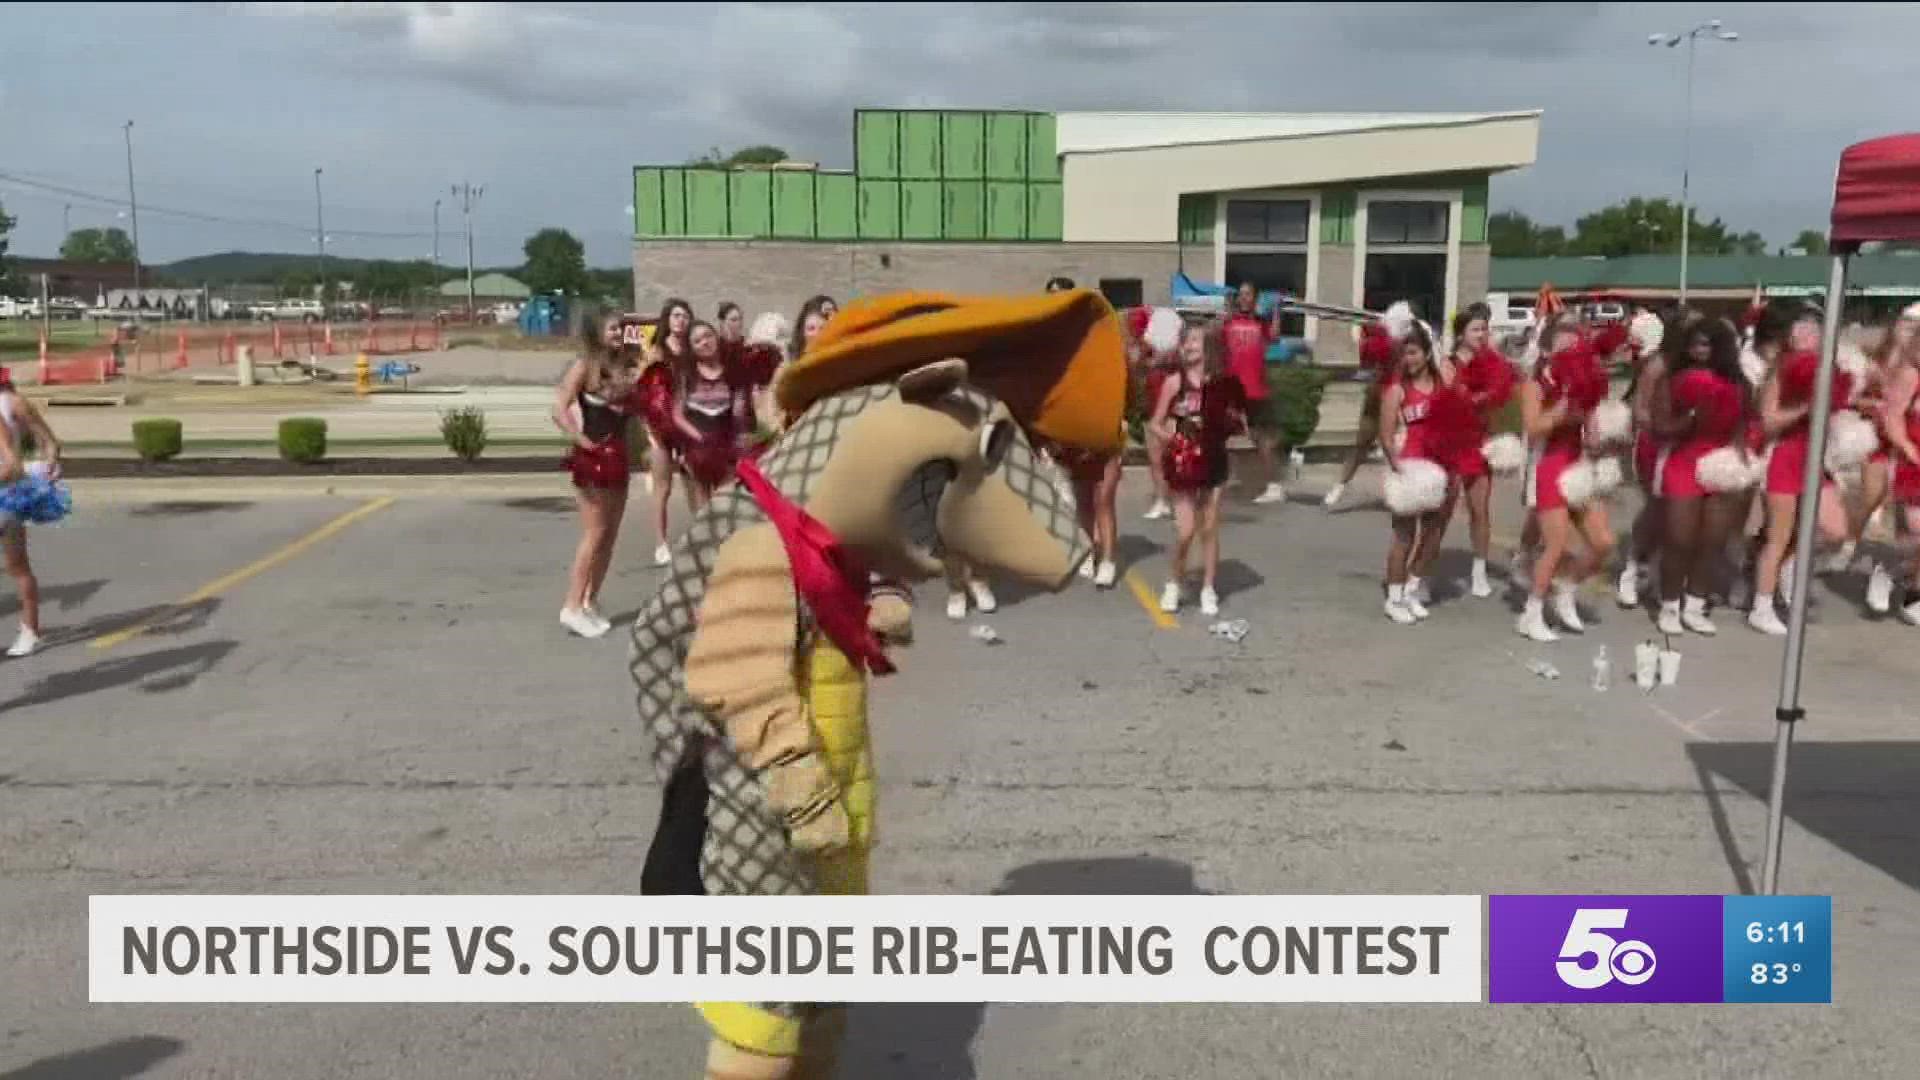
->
[1266,364,1331,449]
[131,419,183,462]
[278,417,328,463]
[438,406,488,462]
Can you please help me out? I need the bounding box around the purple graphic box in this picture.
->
[1490,895,1723,1003]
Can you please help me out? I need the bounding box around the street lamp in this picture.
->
[123,120,142,300]
[314,168,327,303]
[1648,19,1739,308]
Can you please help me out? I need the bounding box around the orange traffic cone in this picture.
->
[38,330,49,384]
[176,329,189,369]
[324,322,336,355]
[273,322,284,359]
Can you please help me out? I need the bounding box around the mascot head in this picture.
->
[771,289,1127,587]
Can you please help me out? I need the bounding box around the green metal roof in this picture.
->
[1490,254,1920,294]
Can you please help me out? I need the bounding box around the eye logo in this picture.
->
[1555,908,1659,990]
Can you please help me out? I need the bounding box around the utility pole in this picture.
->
[63,203,71,240]
[432,198,441,311]
[123,121,141,301]
[314,168,326,304]
[1648,20,1738,309]
[452,182,484,317]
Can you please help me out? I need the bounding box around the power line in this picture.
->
[0,169,438,239]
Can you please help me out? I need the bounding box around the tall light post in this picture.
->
[313,168,326,302]
[1648,20,1738,309]
[123,120,142,300]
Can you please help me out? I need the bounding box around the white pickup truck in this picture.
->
[256,299,325,322]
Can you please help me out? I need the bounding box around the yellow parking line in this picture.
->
[90,497,395,650]
[1124,568,1179,630]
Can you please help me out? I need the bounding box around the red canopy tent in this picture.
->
[1761,134,1920,894]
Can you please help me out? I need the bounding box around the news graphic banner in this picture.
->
[1489,894,1833,1004]
[91,895,1482,1004]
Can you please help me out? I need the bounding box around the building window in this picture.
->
[1226,200,1310,245]
[1363,253,1448,326]
[1224,253,1308,337]
[1366,200,1449,246]
[1098,278,1144,309]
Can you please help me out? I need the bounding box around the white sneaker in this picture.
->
[1516,604,1560,643]
[1253,482,1287,505]
[583,603,613,635]
[1159,581,1183,613]
[1900,599,1920,627]
[1657,601,1685,637]
[1823,542,1856,574]
[1078,557,1097,581]
[560,607,608,639]
[6,626,41,657]
[1867,564,1894,614]
[1616,567,1640,609]
[968,580,997,614]
[1410,577,1433,607]
[1508,552,1531,587]
[1144,499,1172,521]
[1385,597,1418,625]
[1093,560,1117,588]
[652,542,672,567]
[1682,596,1717,636]
[1748,604,1789,636]
[1551,585,1586,634]
[1322,483,1346,509]
[1199,587,1220,616]
[946,592,968,621]
[1404,588,1431,621]
[1470,562,1493,599]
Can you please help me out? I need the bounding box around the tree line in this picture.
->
[1490,197,1829,258]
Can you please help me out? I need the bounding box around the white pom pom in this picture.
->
[1482,433,1526,474]
[1836,341,1869,380]
[1382,301,1417,344]
[1591,456,1624,497]
[1739,345,1768,387]
[1587,400,1632,448]
[746,312,790,348]
[1824,410,1881,472]
[1144,308,1183,354]
[1382,457,1450,515]
[1696,446,1757,492]
[1558,459,1596,507]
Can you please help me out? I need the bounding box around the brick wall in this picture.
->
[1312,243,1358,363]
[1456,243,1491,308]
[632,240,1194,320]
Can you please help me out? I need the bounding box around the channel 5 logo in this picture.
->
[1490,895,1722,1003]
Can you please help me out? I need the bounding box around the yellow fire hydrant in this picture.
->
[354,352,372,396]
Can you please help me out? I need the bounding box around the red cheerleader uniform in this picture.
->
[1394,379,1443,463]
[636,361,679,460]
[563,389,633,490]
[1161,369,1242,492]
[1660,368,1743,499]
[1765,352,1853,496]
[678,367,748,488]
[1454,347,1515,479]
[1523,349,1603,512]
[1892,392,1920,503]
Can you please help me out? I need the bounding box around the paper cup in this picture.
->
[1658,648,1682,686]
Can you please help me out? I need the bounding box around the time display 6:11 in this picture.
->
[1745,921,1804,944]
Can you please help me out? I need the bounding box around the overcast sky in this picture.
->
[2,2,1913,268]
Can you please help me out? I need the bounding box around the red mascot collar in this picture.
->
[734,458,896,676]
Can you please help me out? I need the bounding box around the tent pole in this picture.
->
[1760,250,1851,896]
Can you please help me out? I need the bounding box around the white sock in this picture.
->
[1387,582,1405,603]
[1621,558,1639,579]
[1661,598,1681,616]
[1408,575,1423,595]
[1524,596,1544,618]
[1472,557,1488,577]
[1754,592,1774,610]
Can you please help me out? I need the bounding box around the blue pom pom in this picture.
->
[0,475,72,525]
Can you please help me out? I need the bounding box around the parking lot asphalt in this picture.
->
[2,470,1916,1078]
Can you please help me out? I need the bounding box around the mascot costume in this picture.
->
[629,290,1126,1080]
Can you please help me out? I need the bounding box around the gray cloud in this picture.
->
[3,2,1914,268]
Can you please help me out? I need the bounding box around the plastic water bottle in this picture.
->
[1288,447,1306,481]
[1591,646,1611,692]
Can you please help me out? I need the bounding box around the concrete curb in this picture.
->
[69,473,572,503]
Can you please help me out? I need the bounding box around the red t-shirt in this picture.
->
[1221,313,1271,401]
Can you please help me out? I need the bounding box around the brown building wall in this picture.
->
[632,240,1202,320]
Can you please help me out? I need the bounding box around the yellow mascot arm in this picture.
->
[684,522,850,854]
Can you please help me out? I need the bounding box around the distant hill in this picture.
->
[158,251,376,283]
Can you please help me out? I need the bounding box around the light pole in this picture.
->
[123,120,142,301]
[63,203,71,240]
[1648,20,1738,309]
[313,168,326,303]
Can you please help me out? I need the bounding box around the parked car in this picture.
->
[1484,291,1536,340]
[257,299,325,322]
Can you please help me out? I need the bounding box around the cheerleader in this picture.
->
[1150,323,1243,616]
[1431,303,1514,599]
[673,321,752,512]
[1877,339,1920,623]
[789,294,838,360]
[943,558,998,621]
[1846,305,1920,613]
[1515,320,1616,643]
[1136,311,1181,521]
[1322,320,1398,510]
[1749,315,1852,635]
[641,297,695,566]
[1648,318,1747,635]
[1616,314,1680,608]
[553,315,642,638]
[0,372,68,658]
[1378,325,1468,624]
[716,300,745,344]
